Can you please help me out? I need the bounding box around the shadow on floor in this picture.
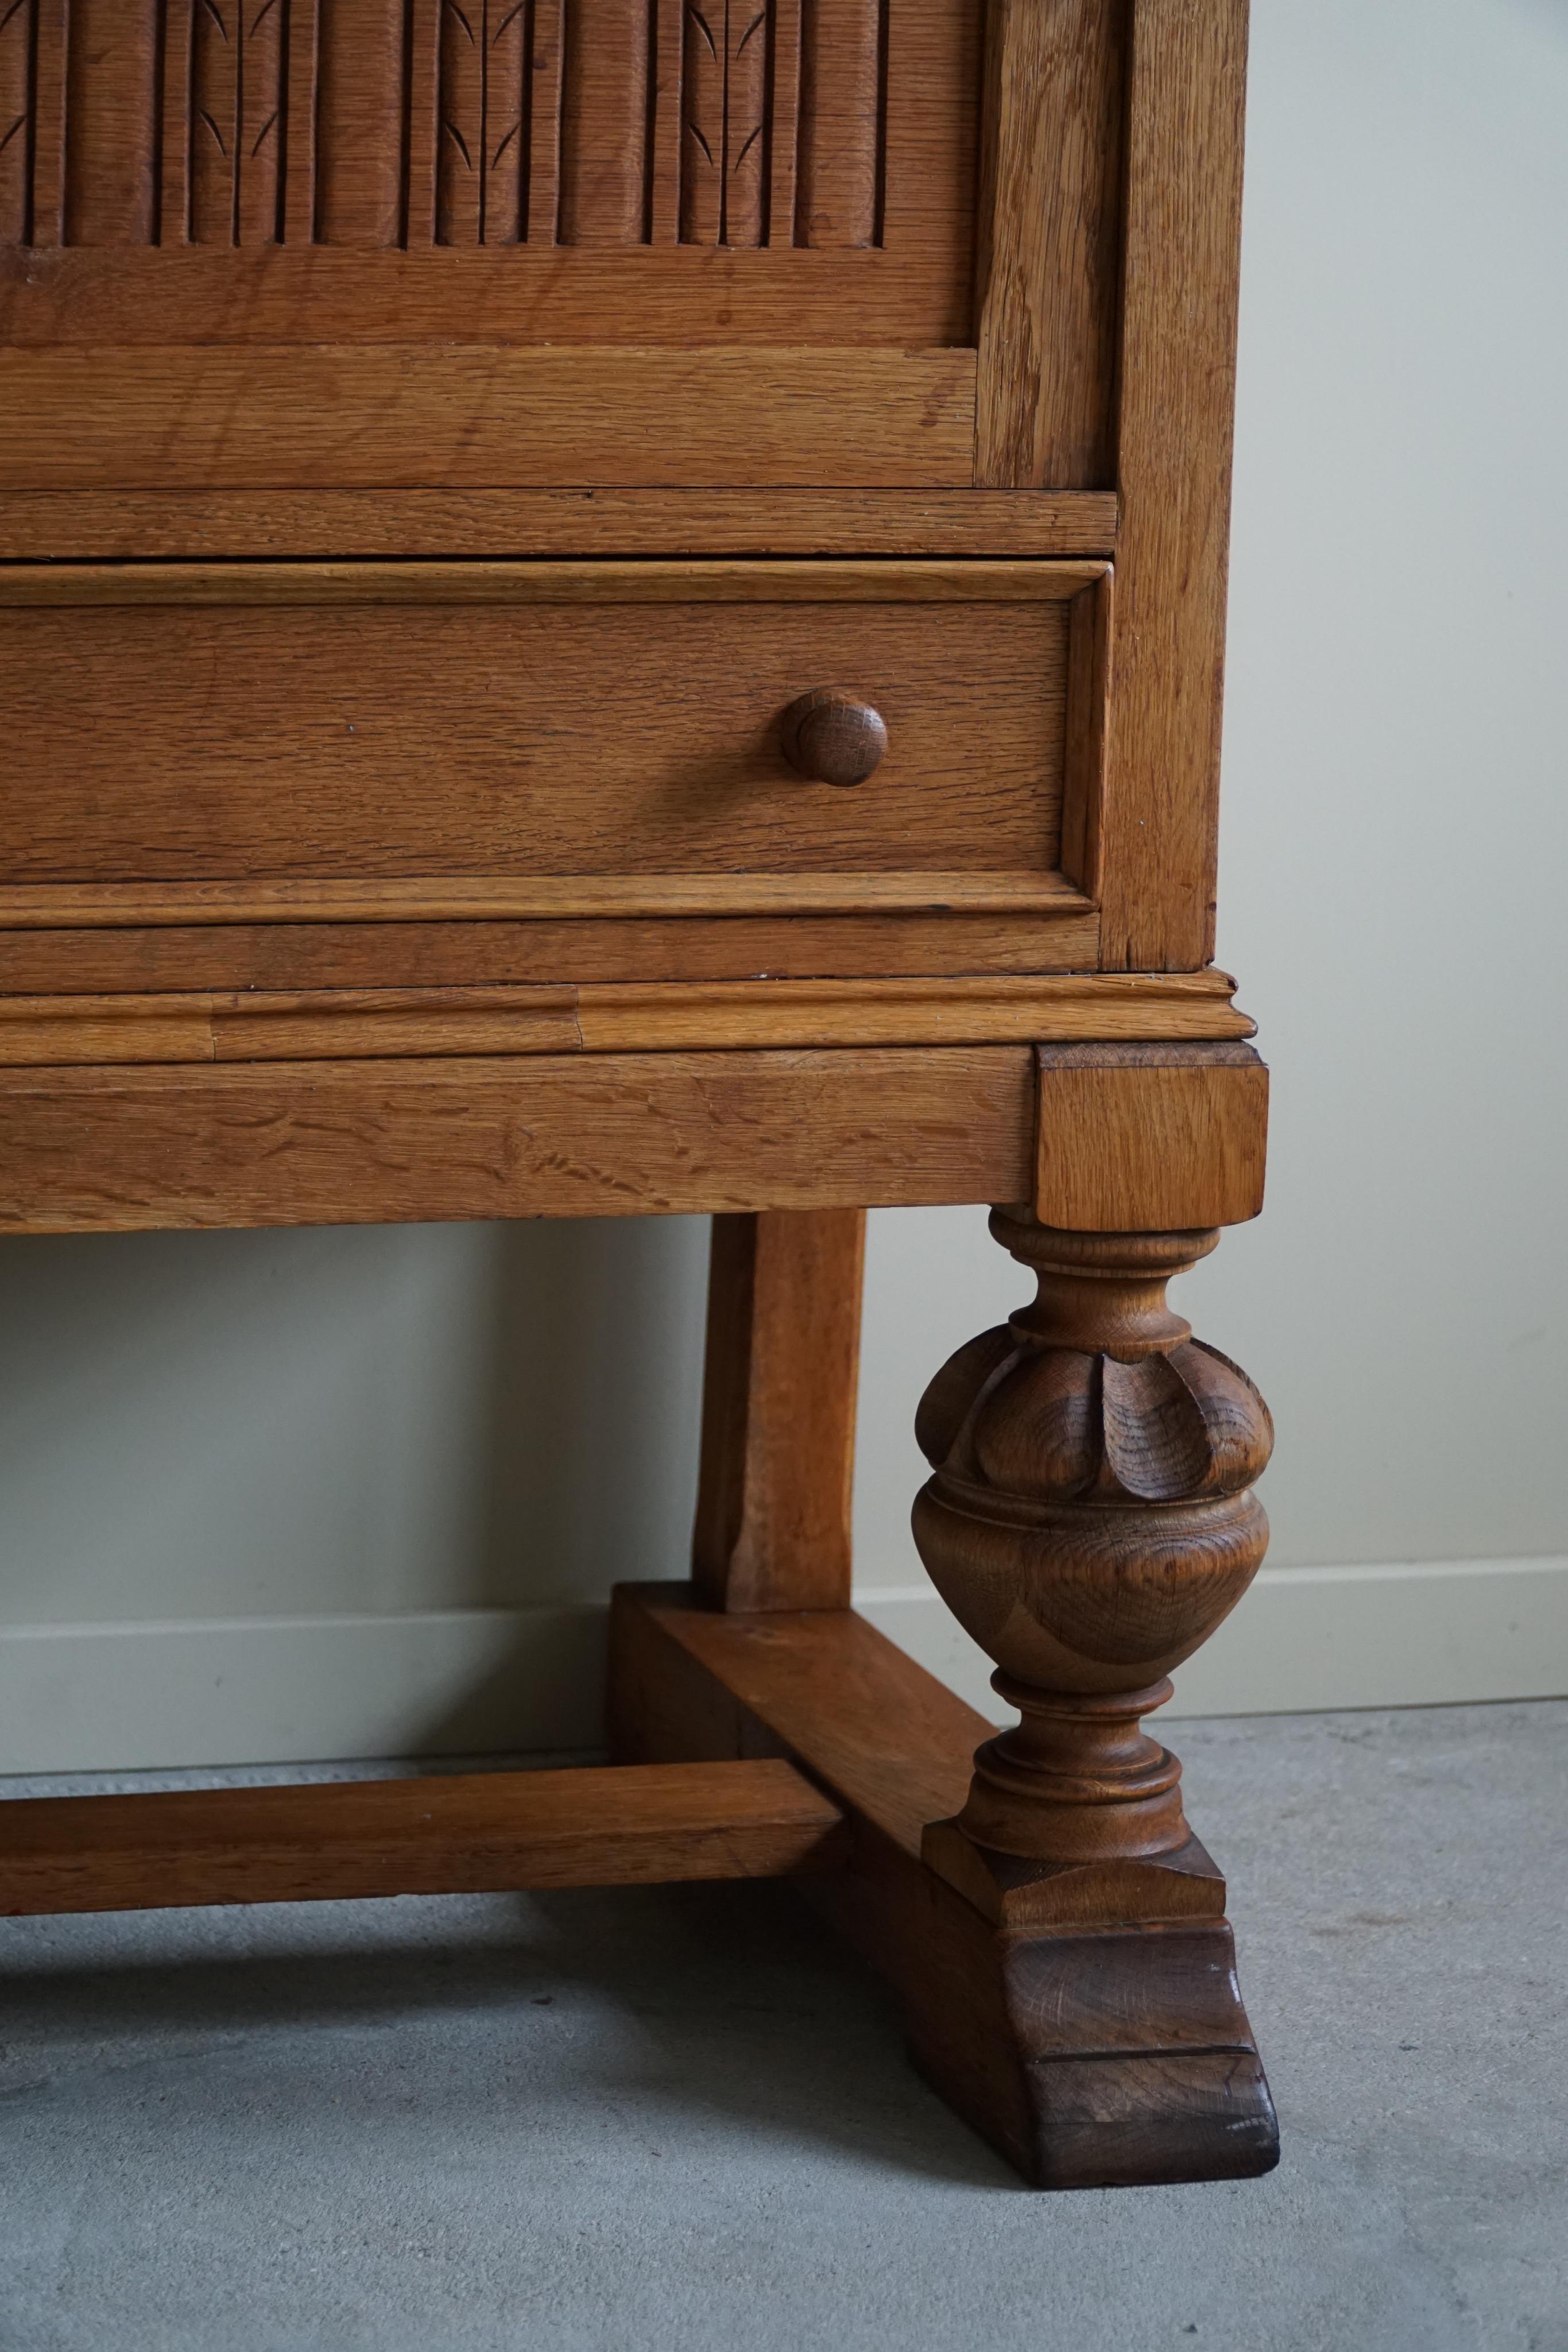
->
[0,1877,1013,2192]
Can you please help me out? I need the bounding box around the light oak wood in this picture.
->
[0,1759,845,1916]
[1033,1042,1268,1231]
[694,1209,866,1610]
[0,568,1090,888]
[0,347,979,490]
[0,871,1094,931]
[2,0,977,299]
[0,559,1106,606]
[1100,0,1249,968]
[61,0,160,247]
[28,0,67,249]
[974,0,1124,488]
[0,912,1106,996]
[0,977,1254,1067]
[0,489,1121,562]
[0,1046,1038,1231]
[609,1583,1277,2189]
[0,229,975,349]
[0,0,1275,2198]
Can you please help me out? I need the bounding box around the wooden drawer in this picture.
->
[0,563,1109,920]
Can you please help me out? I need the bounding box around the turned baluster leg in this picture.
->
[908,1208,1280,2188]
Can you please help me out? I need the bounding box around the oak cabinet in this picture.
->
[0,0,1281,2196]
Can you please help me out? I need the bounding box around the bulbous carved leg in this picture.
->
[907,1212,1280,2189]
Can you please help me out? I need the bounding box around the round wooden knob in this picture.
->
[779,690,888,787]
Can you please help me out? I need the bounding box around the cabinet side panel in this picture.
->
[1099,0,1248,969]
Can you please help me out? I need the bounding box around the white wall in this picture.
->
[2,0,1565,1770]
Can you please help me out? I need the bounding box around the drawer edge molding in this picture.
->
[0,874,1097,932]
[0,559,1107,608]
[0,491,1121,564]
[0,974,1254,1067]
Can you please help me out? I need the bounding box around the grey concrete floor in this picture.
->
[1,1698,1564,2352]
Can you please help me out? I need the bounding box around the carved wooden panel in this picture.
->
[0,0,891,249]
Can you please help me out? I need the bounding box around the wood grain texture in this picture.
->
[0,909,1105,995]
[693,1209,865,1608]
[187,0,287,246]
[973,0,1123,488]
[0,556,1106,604]
[1033,1041,1268,1230]
[1059,567,1113,898]
[1101,0,1249,967]
[61,0,162,246]
[913,1215,1273,1710]
[25,0,65,247]
[313,0,408,246]
[0,1046,1038,1231]
[436,0,486,245]
[795,0,881,246]
[0,976,1253,1065]
[0,0,30,246]
[190,0,241,246]
[0,243,971,343]
[0,346,978,489]
[0,578,1075,883]
[559,0,648,243]
[282,0,320,242]
[0,489,1121,559]
[765,0,801,246]
[647,0,684,240]
[0,1758,845,1914]
[0,871,1095,927]
[608,1584,1279,2188]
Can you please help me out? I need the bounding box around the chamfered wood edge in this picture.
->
[0,489,1120,562]
[0,1758,847,1916]
[0,873,1095,932]
[606,1585,1279,2189]
[0,558,1110,606]
[0,973,1255,1066]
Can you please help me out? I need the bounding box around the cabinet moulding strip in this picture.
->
[0,874,1097,931]
[0,559,1109,607]
[0,974,1254,1066]
[0,490,1121,562]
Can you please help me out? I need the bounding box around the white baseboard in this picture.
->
[857,1556,1568,1722]
[0,1558,1563,1775]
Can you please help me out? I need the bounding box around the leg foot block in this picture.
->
[907,1917,1280,2190]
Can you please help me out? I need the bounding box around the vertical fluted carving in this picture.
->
[436,0,482,239]
[679,0,768,247]
[1,0,890,252]
[438,0,528,244]
[238,0,286,242]
[0,0,32,246]
[0,0,29,241]
[189,0,238,242]
[64,0,162,244]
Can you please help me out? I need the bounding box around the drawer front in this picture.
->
[0,563,1108,899]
